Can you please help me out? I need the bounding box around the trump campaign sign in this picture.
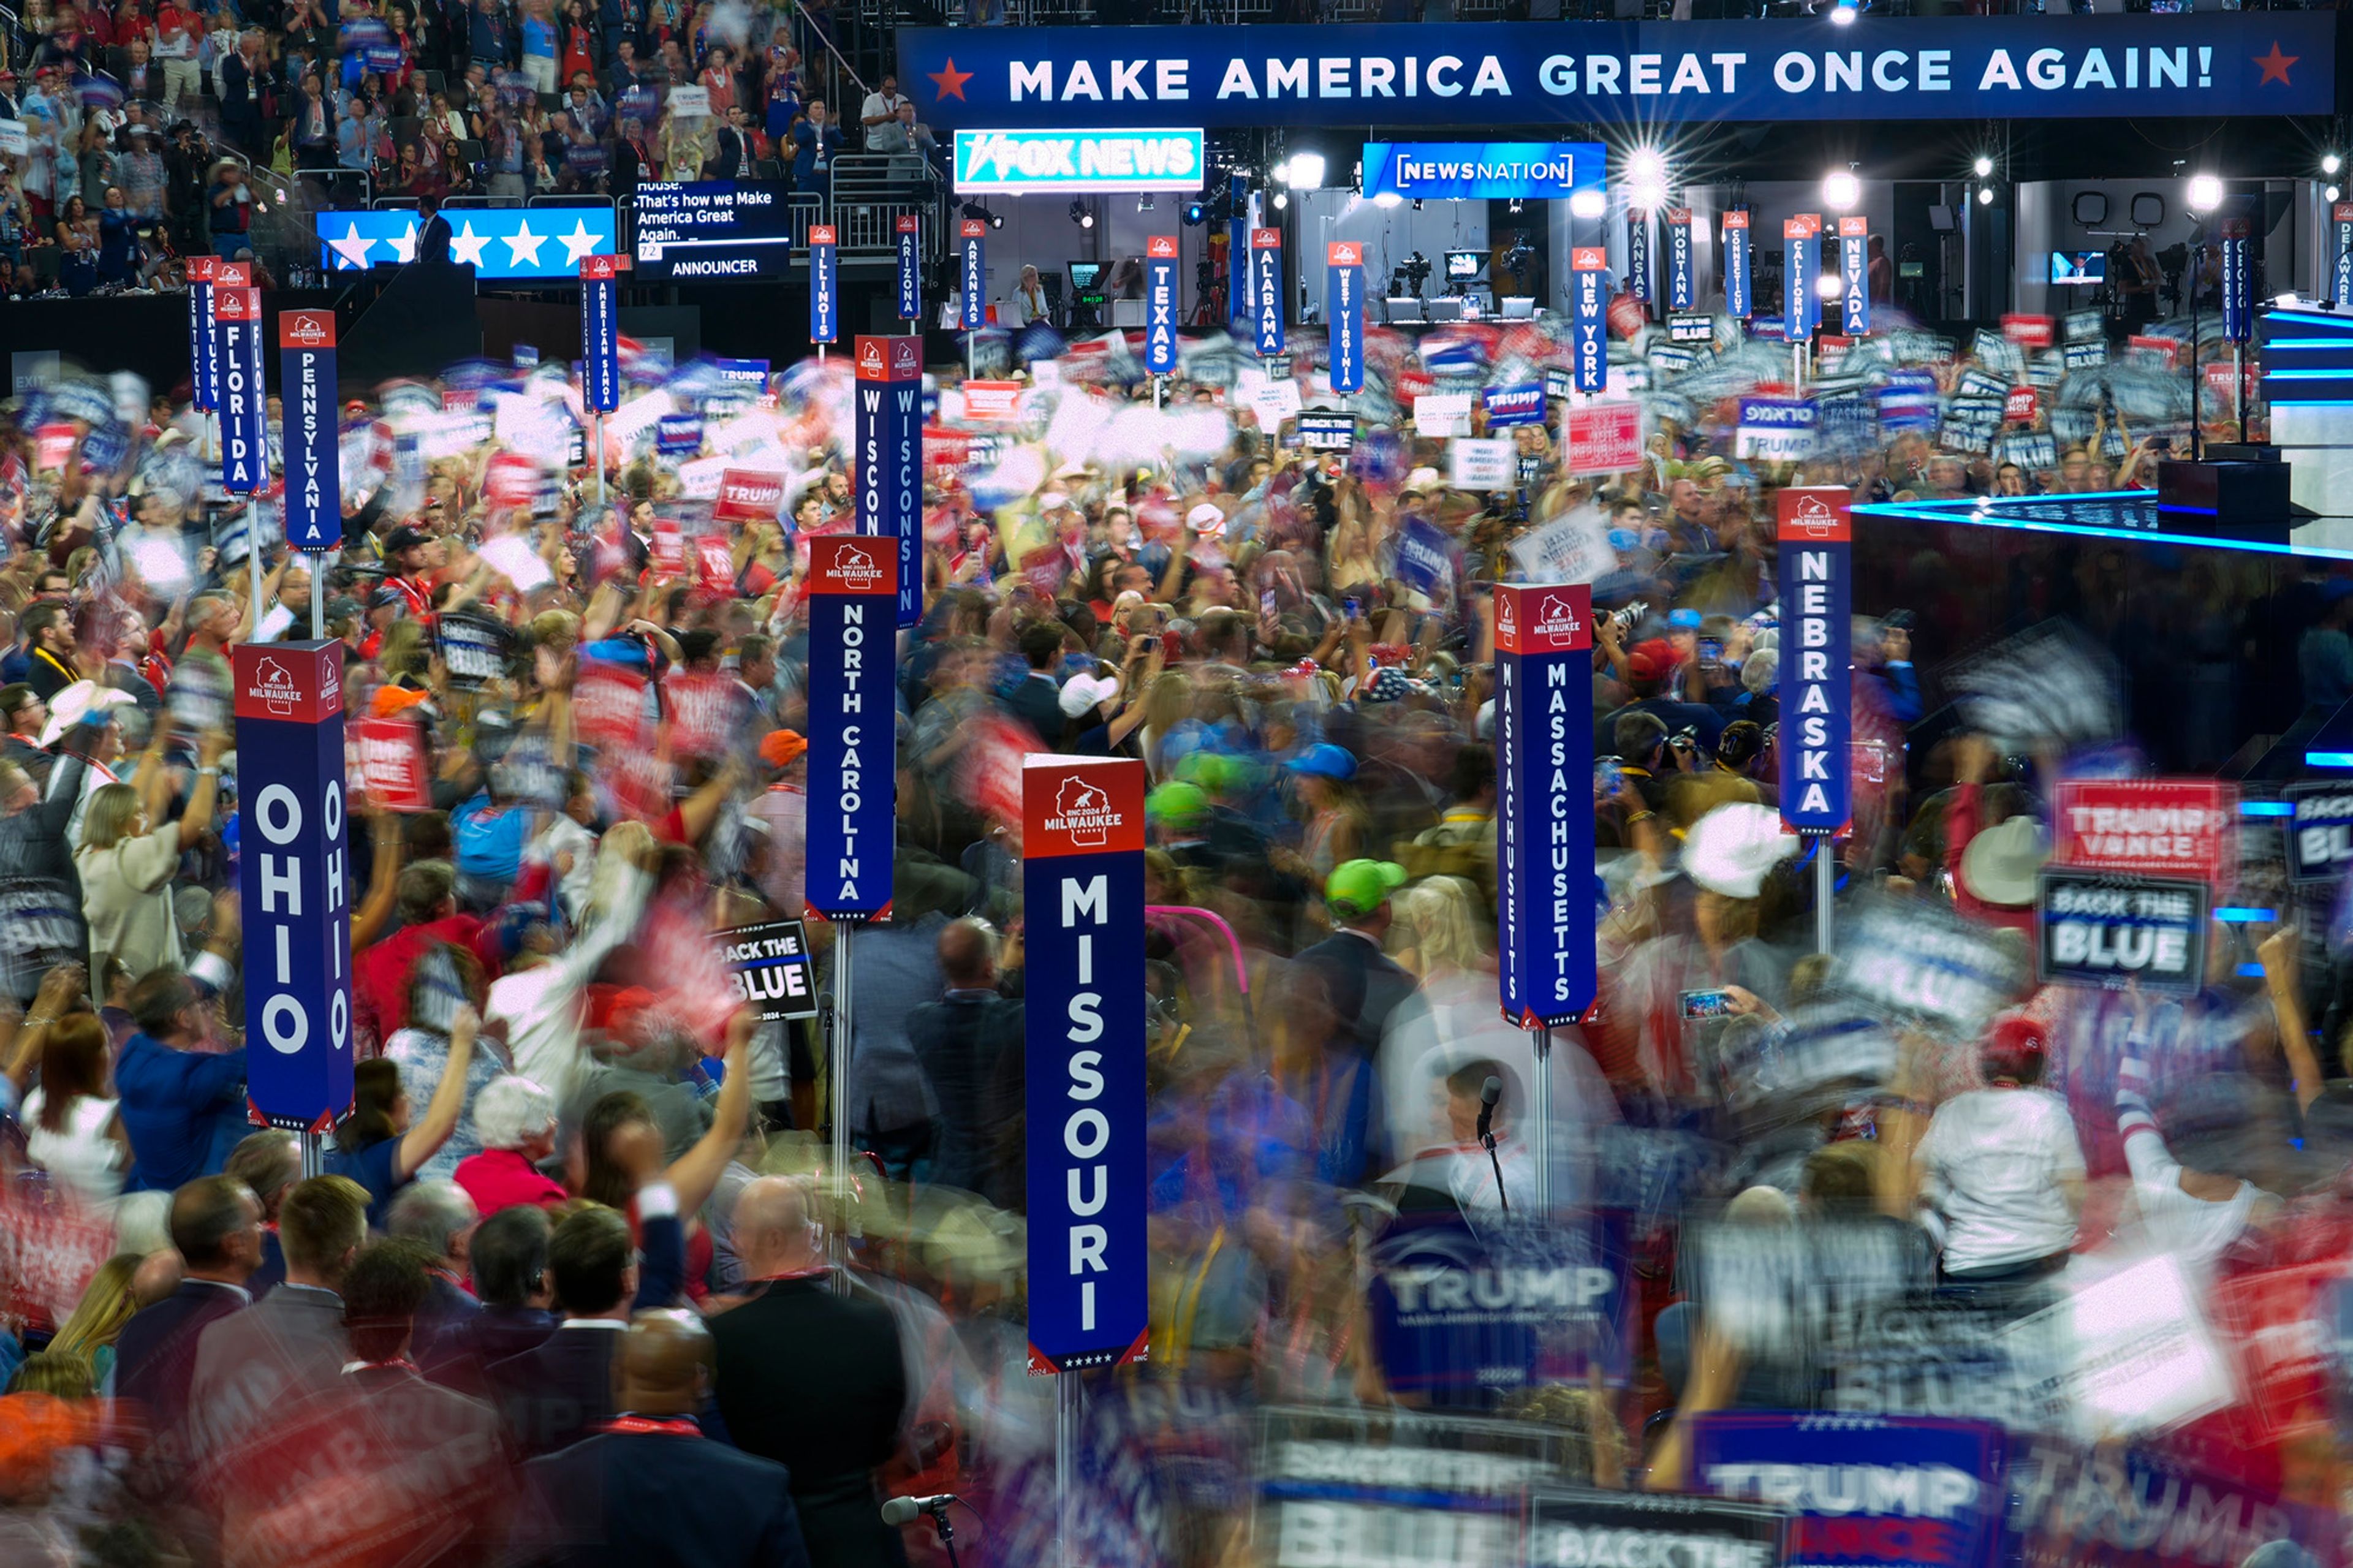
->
[1689,1413,2007,1568]
[854,336,924,626]
[1778,487,1852,833]
[215,285,268,494]
[2286,781,2353,883]
[808,224,839,343]
[279,311,340,549]
[2050,778,2235,886]
[803,537,897,923]
[1495,582,1596,1029]
[1023,755,1149,1375]
[1145,235,1180,375]
[234,641,354,1133]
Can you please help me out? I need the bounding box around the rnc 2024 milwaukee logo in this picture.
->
[1789,492,1843,539]
[828,543,888,593]
[1045,777,1121,847]
[249,657,304,716]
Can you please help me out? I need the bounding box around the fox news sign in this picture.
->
[953,128,1205,194]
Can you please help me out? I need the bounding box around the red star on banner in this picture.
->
[2254,42,2298,86]
[928,58,973,100]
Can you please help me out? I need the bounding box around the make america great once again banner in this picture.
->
[900,15,2329,129]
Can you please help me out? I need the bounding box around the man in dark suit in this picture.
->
[1295,858,1421,1059]
[905,918,1021,1197]
[513,1310,811,1568]
[213,1240,508,1566]
[710,1177,908,1568]
[218,31,262,157]
[998,619,1068,749]
[487,1192,686,1456]
[486,1205,635,1458]
[188,1173,368,1464]
[422,1202,557,1396]
[114,1175,263,1450]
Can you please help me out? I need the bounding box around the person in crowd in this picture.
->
[513,1309,813,1568]
[74,730,225,983]
[420,1200,557,1392]
[488,1197,680,1456]
[710,1176,906,1568]
[186,1173,368,1456]
[48,1252,147,1390]
[113,968,247,1194]
[1912,1015,2088,1284]
[455,1074,570,1215]
[325,1004,481,1225]
[112,1173,262,1438]
[223,1129,300,1298]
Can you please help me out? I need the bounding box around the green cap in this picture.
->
[1325,858,1407,919]
[1146,781,1210,828]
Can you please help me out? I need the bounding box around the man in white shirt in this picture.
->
[857,73,903,148]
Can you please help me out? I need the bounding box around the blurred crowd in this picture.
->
[0,290,2341,1568]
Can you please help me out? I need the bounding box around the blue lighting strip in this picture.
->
[2237,963,2268,979]
[2256,368,2353,381]
[1855,493,2353,563]
[2258,339,2353,349]
[2240,801,2295,817]
[2307,752,2353,767]
[2264,310,2353,330]
[2214,907,2278,923]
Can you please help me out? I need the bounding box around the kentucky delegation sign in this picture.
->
[899,17,2330,129]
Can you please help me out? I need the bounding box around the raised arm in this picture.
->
[393,1004,479,1184]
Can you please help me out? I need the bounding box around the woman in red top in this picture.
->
[557,0,594,88]
[455,1074,569,1216]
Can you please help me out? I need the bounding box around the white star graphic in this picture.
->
[327,221,376,270]
[557,219,601,266]
[385,222,419,263]
[450,220,492,268]
[503,221,547,268]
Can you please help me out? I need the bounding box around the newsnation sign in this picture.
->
[901,15,2331,127]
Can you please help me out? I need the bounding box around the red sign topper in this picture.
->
[216,260,253,287]
[581,254,618,280]
[1327,242,1362,268]
[1148,235,1178,259]
[1838,216,1868,238]
[1776,486,1852,544]
[1665,207,1691,225]
[2337,202,2353,225]
[808,224,838,245]
[188,256,217,282]
[2052,778,2237,885]
[1022,754,1145,860]
[806,532,898,599]
[232,640,344,725]
[1251,228,1281,250]
[214,286,260,324]
[1492,582,1593,657]
[278,309,336,350]
[1722,210,1750,232]
[896,215,920,235]
[854,335,922,382]
[1572,246,1608,271]
[960,218,988,238]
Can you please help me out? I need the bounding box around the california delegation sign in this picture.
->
[898,17,2331,129]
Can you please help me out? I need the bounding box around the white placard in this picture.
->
[1414,393,1472,438]
[1507,506,1613,585]
[1448,436,1514,492]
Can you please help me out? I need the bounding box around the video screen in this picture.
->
[1444,250,1483,280]
[2050,250,2108,285]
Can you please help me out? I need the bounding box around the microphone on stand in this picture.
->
[882,1495,966,1567]
[1477,1076,1508,1213]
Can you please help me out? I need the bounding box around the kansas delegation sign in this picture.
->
[900,17,2329,128]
